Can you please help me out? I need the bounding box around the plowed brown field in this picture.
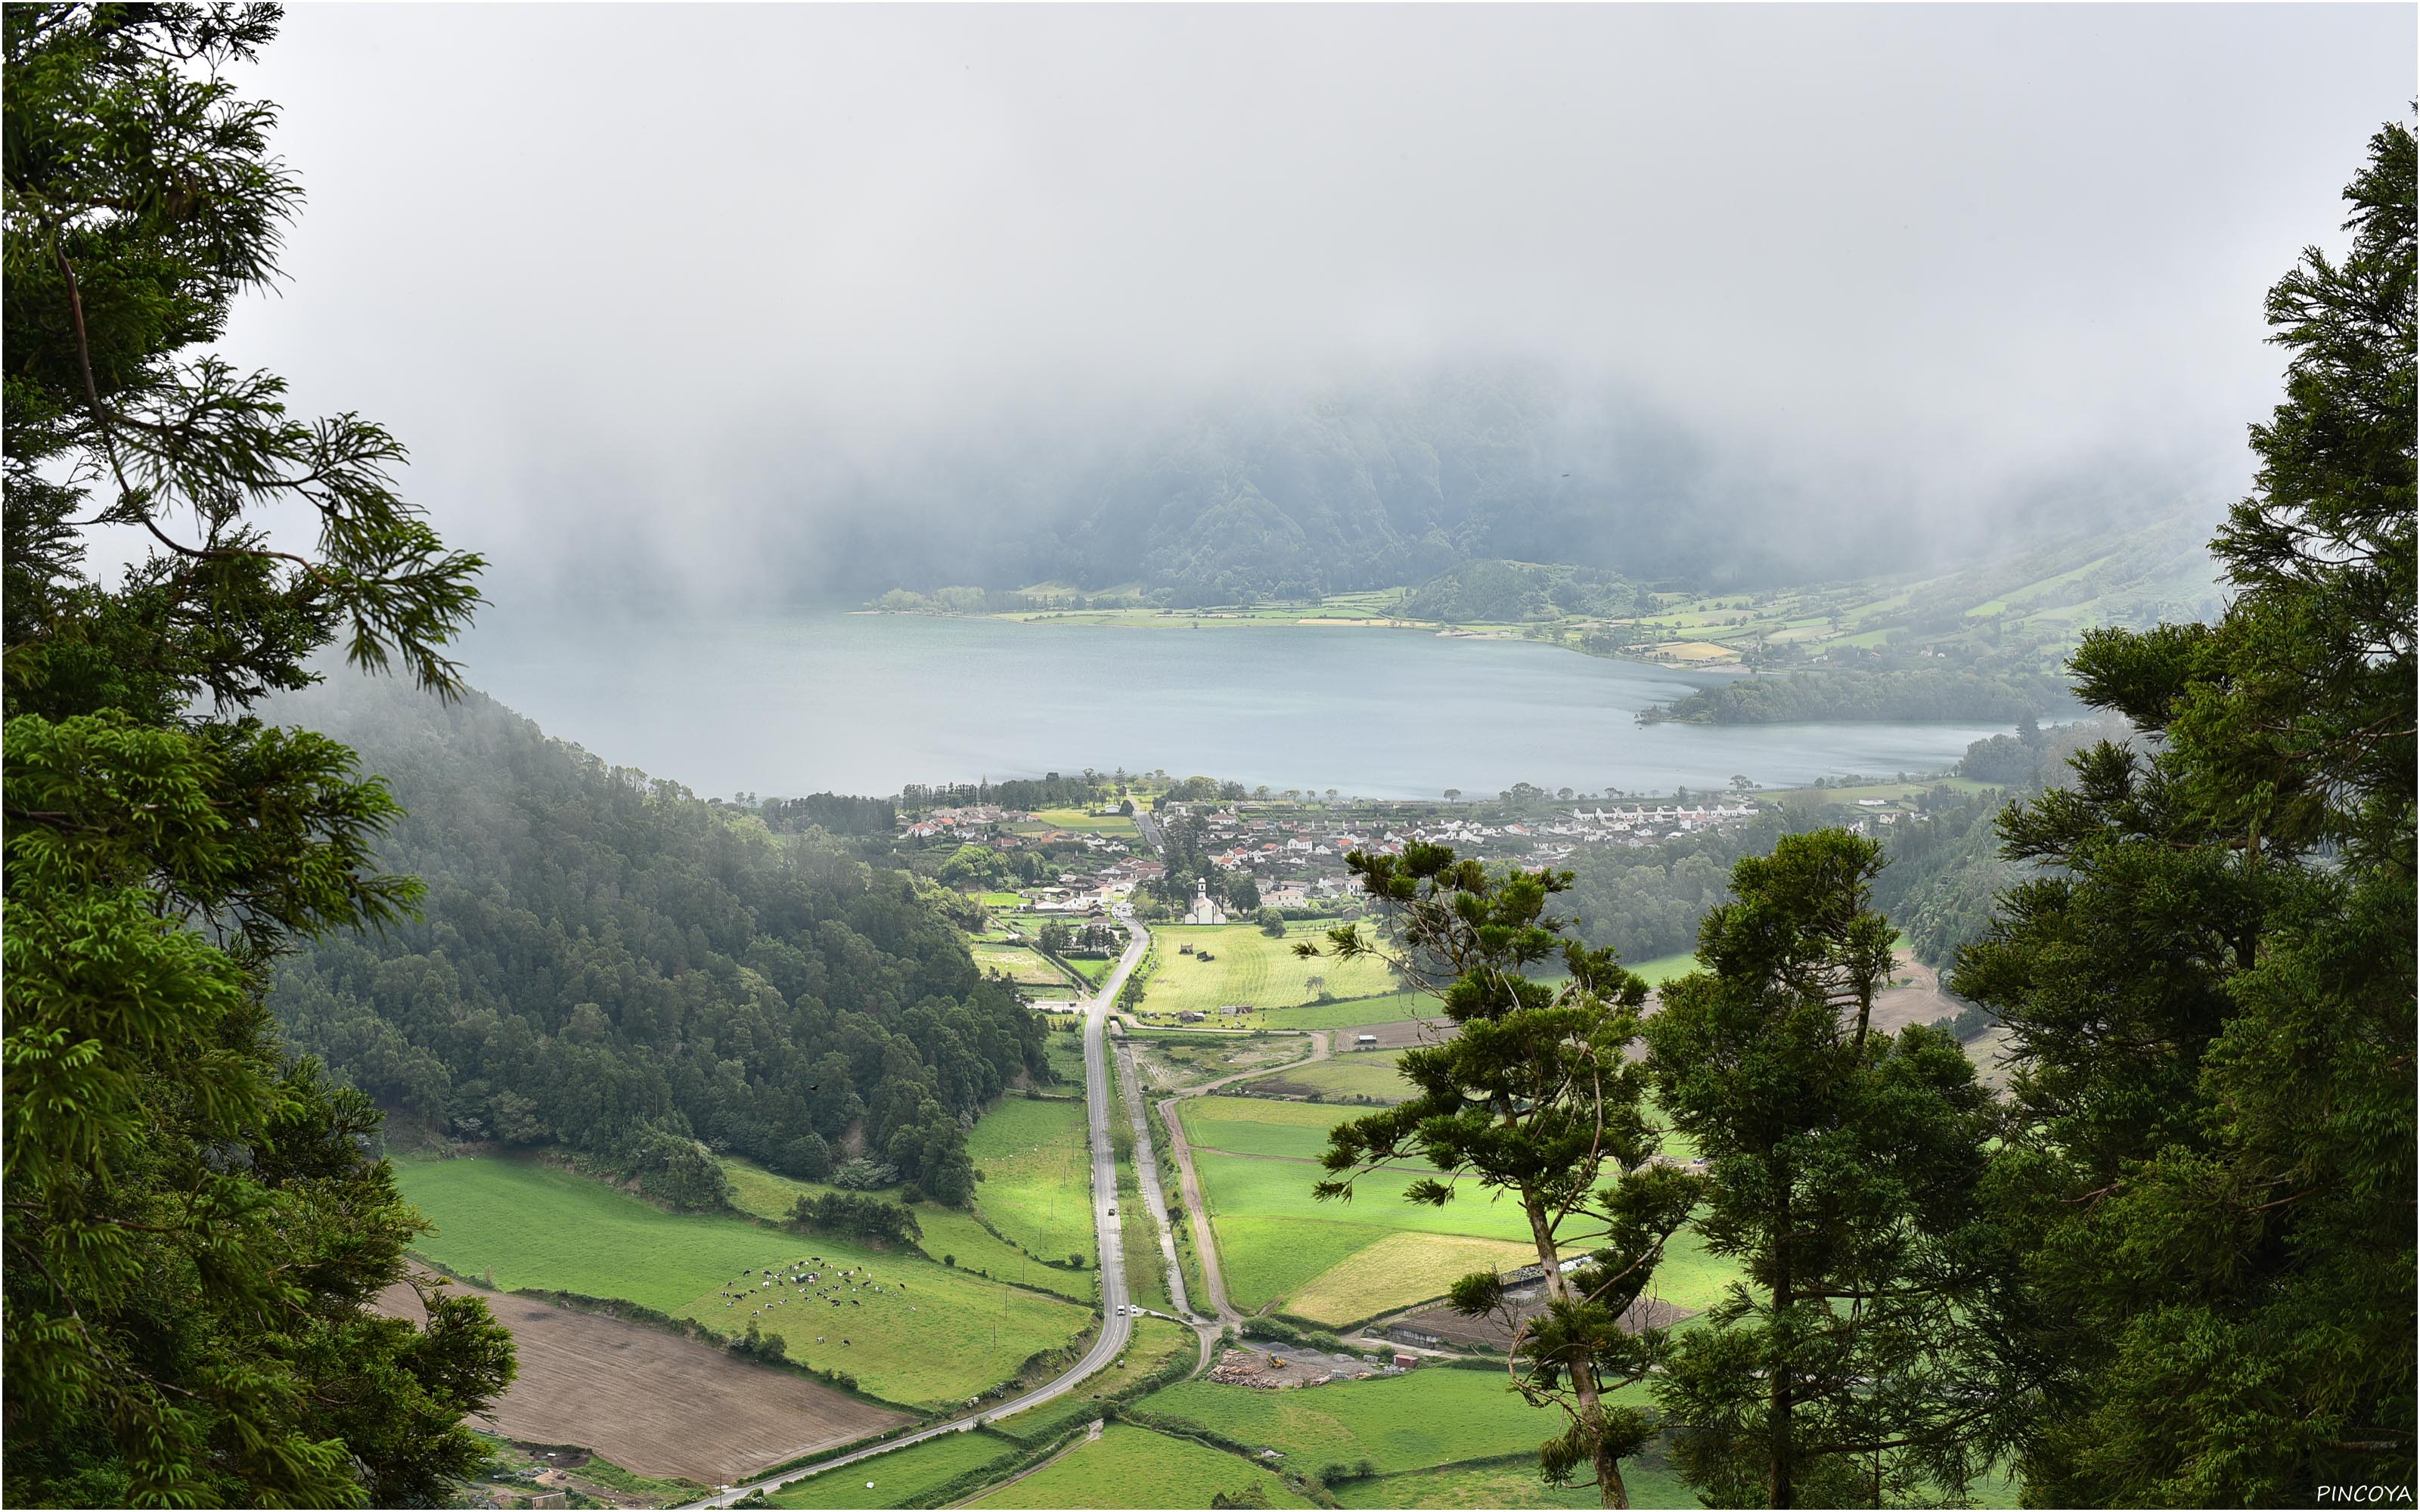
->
[375,1281,910,1486]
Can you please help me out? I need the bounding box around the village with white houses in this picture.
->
[898,792,1770,919]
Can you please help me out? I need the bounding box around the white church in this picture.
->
[1185,877,1229,926]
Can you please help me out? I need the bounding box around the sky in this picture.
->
[205,3,2417,599]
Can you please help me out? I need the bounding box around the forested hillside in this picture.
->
[1398,559,1641,622]
[269,677,1044,1207]
[1565,715,2127,968]
[1637,665,2059,724]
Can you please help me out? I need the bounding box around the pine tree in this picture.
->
[1950,120,2415,1504]
[1303,846,1702,1508]
[1644,830,2012,1508]
[4,6,510,1502]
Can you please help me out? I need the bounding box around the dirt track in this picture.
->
[1153,1028,1328,1322]
[374,1281,908,1486]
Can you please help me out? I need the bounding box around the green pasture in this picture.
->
[1041,1032,1088,1087]
[1335,1455,1698,1509]
[396,1157,824,1312]
[1141,925,1400,1015]
[1138,1368,1648,1479]
[1027,807,1140,837]
[1180,1096,1348,1160]
[389,1157,1091,1408]
[767,1428,1017,1509]
[1177,1097,1702,1315]
[970,1422,1314,1510]
[972,891,1025,909]
[1258,990,1440,1033]
[972,942,1075,987]
[1193,1151,1537,1315]
[719,1156,1090,1302]
[964,1095,1097,1266]
[1285,1231,1536,1328]
[1270,1052,1413,1104]
[1209,1215,1380,1313]
[1627,950,1699,986]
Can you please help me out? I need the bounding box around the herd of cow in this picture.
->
[713,1256,919,1348]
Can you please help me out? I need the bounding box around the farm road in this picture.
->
[1111,1036,1215,1371]
[1151,1027,1329,1323]
[689,919,1153,1510]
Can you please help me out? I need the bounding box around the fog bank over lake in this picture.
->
[446,606,2009,800]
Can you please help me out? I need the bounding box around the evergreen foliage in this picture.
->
[1950,120,2415,1504]
[3,6,510,1501]
[760,792,898,838]
[1399,559,1640,624]
[1637,666,2056,726]
[1302,847,1702,1508]
[1645,832,2013,1507]
[790,1191,925,1247]
[266,676,1043,1207]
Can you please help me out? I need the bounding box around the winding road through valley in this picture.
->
[690,919,1154,1508]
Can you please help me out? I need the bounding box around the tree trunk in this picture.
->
[1523,1201,1629,1510]
[1596,1428,1633,1510]
[1770,1198,1794,1510]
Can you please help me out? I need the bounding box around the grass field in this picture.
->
[970,1422,1315,1510]
[1266,1051,1413,1104]
[1335,1455,1699,1509]
[391,1157,1091,1408]
[964,1095,1098,1269]
[1138,1368,1646,1478]
[1257,990,1440,1033]
[1026,807,1140,837]
[719,1157,1092,1303]
[767,1427,1018,1509]
[1195,1163,1537,1315]
[1284,1232,1537,1328]
[972,942,1076,987]
[1042,1032,1088,1086]
[1140,925,1400,1015]
[1174,1098,1739,1320]
[1627,951,1699,986]
[1180,1096,1352,1160]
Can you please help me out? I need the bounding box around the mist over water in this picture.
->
[445,606,2006,800]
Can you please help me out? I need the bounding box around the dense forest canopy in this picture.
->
[1398,559,1642,623]
[1561,717,2118,971]
[1637,665,2062,725]
[268,675,1045,1208]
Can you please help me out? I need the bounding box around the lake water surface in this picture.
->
[453,605,2007,801]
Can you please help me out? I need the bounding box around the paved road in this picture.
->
[1112,1037,1193,1320]
[687,919,1153,1508]
[1152,1029,1329,1324]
